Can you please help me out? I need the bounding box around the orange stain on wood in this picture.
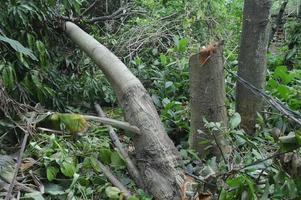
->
[199,41,223,65]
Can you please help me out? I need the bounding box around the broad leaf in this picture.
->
[0,35,38,61]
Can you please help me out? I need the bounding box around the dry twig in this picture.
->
[94,103,143,187]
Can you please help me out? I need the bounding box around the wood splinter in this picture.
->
[199,41,224,65]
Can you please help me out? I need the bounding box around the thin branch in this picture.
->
[94,103,143,187]
[97,159,131,198]
[184,171,216,187]
[37,127,64,135]
[89,7,128,23]
[231,149,295,174]
[5,128,30,199]
[82,114,140,135]
[79,0,98,18]
[211,129,227,165]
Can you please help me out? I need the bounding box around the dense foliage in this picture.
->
[0,0,300,199]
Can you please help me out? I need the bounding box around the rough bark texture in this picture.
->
[189,42,230,158]
[236,0,272,135]
[63,22,184,200]
[120,85,184,199]
[269,0,288,46]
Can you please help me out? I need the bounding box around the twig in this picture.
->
[37,127,64,135]
[83,114,140,134]
[235,150,294,173]
[5,130,29,199]
[261,111,283,116]
[211,129,227,166]
[89,6,128,23]
[184,171,216,187]
[97,160,131,198]
[94,103,143,187]
[255,166,268,184]
[79,0,98,19]
[5,112,37,199]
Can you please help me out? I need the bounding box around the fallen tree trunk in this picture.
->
[63,21,184,199]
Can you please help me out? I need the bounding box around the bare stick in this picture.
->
[89,6,127,23]
[5,130,29,200]
[94,103,143,187]
[79,0,98,18]
[97,160,131,198]
[37,127,64,135]
[82,115,140,135]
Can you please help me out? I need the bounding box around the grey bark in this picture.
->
[236,0,272,135]
[189,42,230,159]
[269,0,288,47]
[63,22,184,200]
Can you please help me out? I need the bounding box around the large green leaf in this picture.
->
[229,112,241,129]
[60,160,76,177]
[0,35,38,61]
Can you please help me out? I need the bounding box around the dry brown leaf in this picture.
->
[20,158,36,171]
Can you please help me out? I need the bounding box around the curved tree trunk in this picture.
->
[63,22,184,199]
[189,42,230,159]
[236,0,272,135]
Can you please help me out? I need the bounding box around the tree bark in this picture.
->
[268,0,288,47]
[236,0,272,135]
[189,42,230,159]
[63,22,184,200]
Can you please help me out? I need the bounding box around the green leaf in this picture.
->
[151,94,161,107]
[46,166,59,181]
[174,37,189,52]
[105,186,120,199]
[60,160,76,177]
[160,54,168,65]
[178,38,189,51]
[267,79,278,90]
[295,131,301,145]
[274,66,294,84]
[226,175,245,187]
[229,112,241,129]
[69,173,80,188]
[128,196,139,200]
[90,157,102,172]
[165,81,173,88]
[24,191,44,200]
[0,35,38,61]
[2,66,16,90]
[110,151,125,168]
[277,85,290,99]
[99,149,112,165]
[57,113,88,134]
[44,183,65,195]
